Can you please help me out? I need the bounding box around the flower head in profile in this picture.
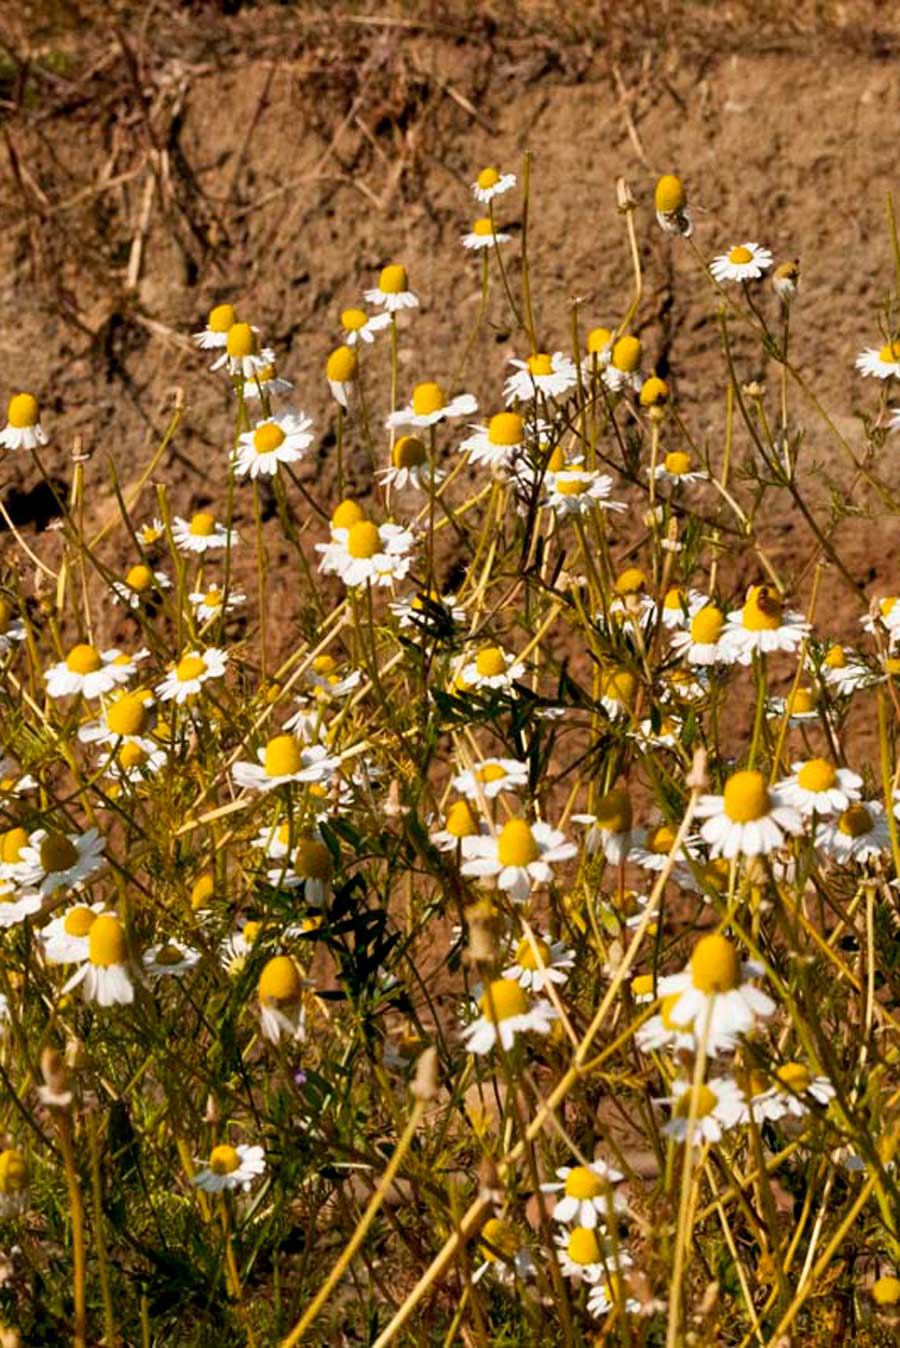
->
[472,166,517,203]
[193,302,239,349]
[710,242,773,284]
[192,1143,265,1193]
[654,173,692,237]
[232,735,339,794]
[461,978,556,1054]
[462,217,511,250]
[143,941,201,978]
[339,306,391,345]
[544,467,624,516]
[364,264,418,312]
[40,901,107,964]
[387,380,477,430]
[459,411,527,469]
[378,435,442,492]
[718,585,810,664]
[61,913,134,1006]
[748,1061,835,1122]
[553,1226,628,1285]
[451,756,528,801]
[258,954,306,1043]
[816,800,892,864]
[572,787,642,863]
[658,933,775,1053]
[171,512,239,554]
[316,517,413,589]
[856,339,900,380]
[110,564,171,608]
[461,817,576,902]
[670,604,727,666]
[0,1148,29,1216]
[472,1216,534,1285]
[189,583,247,624]
[697,769,802,858]
[457,645,525,692]
[1,392,47,450]
[326,344,358,409]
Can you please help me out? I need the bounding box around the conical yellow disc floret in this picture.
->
[0,827,28,864]
[379,264,408,294]
[611,335,641,373]
[776,1061,811,1093]
[479,977,529,1022]
[0,1149,27,1194]
[66,644,102,674]
[176,655,207,682]
[496,819,539,867]
[472,217,493,236]
[879,341,900,364]
[226,322,257,358]
[106,695,149,738]
[476,763,508,784]
[527,353,553,376]
[723,770,770,823]
[191,873,214,909]
[445,799,478,838]
[475,646,506,678]
[487,412,523,446]
[741,585,784,631]
[346,520,381,559]
[728,245,754,265]
[601,669,637,706]
[824,644,846,668]
[392,435,426,468]
[327,345,357,382]
[242,921,263,946]
[294,838,332,880]
[838,803,873,837]
[332,498,365,530]
[797,759,836,792]
[411,382,445,416]
[564,1165,605,1200]
[873,1276,900,1305]
[631,973,654,998]
[117,742,146,770]
[259,954,302,1004]
[587,326,611,354]
[675,1083,717,1118]
[88,914,127,967]
[555,476,588,496]
[479,1216,518,1261]
[209,1144,240,1175]
[664,587,685,611]
[253,422,286,454]
[64,906,98,937]
[660,992,687,1031]
[647,823,677,855]
[40,833,79,874]
[664,450,691,474]
[189,512,216,537]
[125,564,155,594]
[787,687,816,715]
[514,936,551,971]
[567,1227,602,1264]
[7,393,39,428]
[477,167,500,190]
[614,567,647,595]
[207,303,237,332]
[690,606,724,644]
[654,174,685,213]
[263,734,303,777]
[690,933,742,994]
[594,787,633,834]
[154,943,185,966]
[640,376,670,406]
[341,308,367,332]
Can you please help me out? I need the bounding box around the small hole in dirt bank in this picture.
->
[1,478,67,532]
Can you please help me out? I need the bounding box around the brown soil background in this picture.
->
[3,0,900,738]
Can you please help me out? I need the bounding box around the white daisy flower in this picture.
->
[709,242,773,284]
[766,686,821,724]
[816,801,892,863]
[77,691,156,748]
[193,302,239,349]
[718,585,810,665]
[772,260,799,301]
[856,340,900,379]
[233,412,314,479]
[663,1077,747,1144]
[17,828,105,897]
[461,818,576,902]
[654,174,692,238]
[110,565,172,608]
[267,835,333,905]
[658,933,775,1054]
[390,590,465,634]
[45,644,139,700]
[61,914,134,1007]
[192,1143,265,1194]
[472,1217,535,1286]
[462,217,511,250]
[503,933,574,992]
[572,789,641,864]
[633,714,683,751]
[103,741,169,784]
[219,920,265,973]
[232,736,339,793]
[696,769,802,859]
[251,821,293,860]
[652,449,708,485]
[472,167,517,203]
[457,645,525,692]
[543,468,625,516]
[363,264,418,313]
[553,1227,629,1285]
[316,519,413,589]
[325,344,358,409]
[40,901,107,964]
[862,595,900,644]
[819,645,872,696]
[239,348,293,400]
[0,881,43,928]
[599,667,639,720]
[779,759,863,816]
[459,411,528,469]
[155,648,228,703]
[670,604,727,666]
[386,380,477,430]
[189,584,247,623]
[377,434,444,492]
[297,654,362,702]
[541,1160,625,1228]
[658,587,705,631]
[171,512,239,554]
[0,393,47,450]
[209,322,265,378]
[428,799,488,853]
[602,335,643,394]
[339,306,392,346]
[142,941,201,978]
[451,757,528,801]
[630,821,700,874]
[634,992,697,1054]
[135,517,165,546]
[749,1062,835,1122]
[0,598,26,653]
[461,977,556,1054]
[504,352,577,405]
[258,955,306,1043]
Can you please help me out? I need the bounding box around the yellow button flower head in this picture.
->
[640,375,669,407]
[258,955,305,1043]
[364,264,418,312]
[472,165,517,203]
[194,303,239,349]
[654,176,693,235]
[1,392,47,449]
[611,335,641,374]
[586,326,612,356]
[873,1276,900,1306]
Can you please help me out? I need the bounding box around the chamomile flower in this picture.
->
[0,882,43,928]
[603,335,643,394]
[780,759,863,816]
[155,648,228,703]
[40,901,107,964]
[386,380,477,430]
[240,349,293,400]
[458,645,525,691]
[451,757,528,801]
[670,604,727,666]
[0,393,47,450]
[709,242,773,284]
[541,1159,625,1228]
[326,344,358,409]
[553,1227,626,1285]
[110,564,171,608]
[78,691,156,748]
[103,740,168,784]
[504,352,577,404]
[659,587,706,630]
[459,411,526,468]
[193,303,239,349]
[192,1143,265,1193]
[339,306,392,345]
[630,821,699,874]
[862,595,900,643]
[267,835,333,905]
[316,518,413,589]
[582,326,614,367]
[750,1062,835,1122]
[543,467,624,516]
[0,597,26,653]
[816,801,892,863]
[189,584,247,623]
[17,828,105,896]
[503,933,574,991]
[390,590,466,634]
[210,321,264,378]
[61,913,134,1007]
[652,450,708,485]
[772,259,799,301]
[696,769,801,859]
[472,1217,535,1285]
[654,173,692,237]
[234,412,314,479]
[472,166,516,202]
[298,653,362,701]
[767,685,821,724]
[572,788,642,863]
[461,817,576,902]
[142,941,201,978]
[171,512,239,554]
[856,339,900,379]
[462,217,511,250]
[634,992,697,1054]
[378,435,442,491]
[258,954,306,1043]
[429,799,487,852]
[819,644,872,696]
[461,977,556,1054]
[663,1077,747,1144]
[599,667,639,720]
[364,264,418,313]
[233,736,339,793]
[718,585,810,664]
[658,933,775,1052]
[45,644,138,701]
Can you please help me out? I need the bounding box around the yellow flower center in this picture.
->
[824,644,846,668]
[545,445,566,473]
[797,759,837,792]
[63,906,97,937]
[476,763,508,784]
[242,920,262,946]
[294,838,332,880]
[154,943,185,966]
[741,585,784,631]
[614,567,647,595]
[207,303,237,333]
[654,174,685,213]
[612,335,641,373]
[88,914,127,967]
[631,973,654,998]
[567,1227,602,1265]
[594,788,633,834]
[40,833,79,873]
[118,742,147,769]
[479,977,529,1023]
[346,520,381,559]
[723,769,770,823]
[690,605,724,644]
[487,412,523,446]
[640,375,669,406]
[445,800,478,838]
[472,217,494,236]
[0,827,28,863]
[788,687,816,715]
[7,393,39,429]
[253,422,286,454]
[203,589,224,608]
[690,933,742,994]
[332,498,365,530]
[477,167,500,189]
[837,803,873,837]
[378,264,408,294]
[879,341,900,365]
[664,588,685,612]
[191,873,214,909]
[660,992,687,1031]
[728,245,754,265]
[475,647,506,678]
[872,1276,900,1306]
[189,512,216,537]
[263,734,303,777]
[776,1061,811,1093]
[564,1165,605,1200]
[66,644,102,674]
[259,954,302,1003]
[209,1144,240,1175]
[527,353,554,376]
[341,308,367,332]
[514,936,551,971]
[675,1083,718,1119]
[392,435,426,468]
[664,450,691,475]
[327,345,357,382]
[313,654,337,675]
[106,694,148,737]
[175,655,207,682]
[601,669,637,706]
[587,326,611,354]
[226,322,257,358]
[555,475,589,496]
[411,382,445,416]
[0,1149,27,1195]
[479,1216,519,1262]
[496,819,539,868]
[648,823,677,855]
